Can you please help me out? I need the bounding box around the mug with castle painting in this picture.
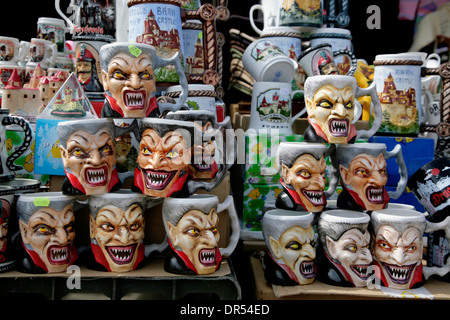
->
[373,53,427,136]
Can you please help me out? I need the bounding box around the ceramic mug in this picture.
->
[373,53,426,136]
[242,39,298,83]
[0,109,34,182]
[26,38,57,70]
[15,192,81,273]
[276,142,338,213]
[99,42,188,118]
[247,81,305,134]
[370,208,450,289]
[333,142,408,212]
[57,118,138,196]
[0,186,15,273]
[162,194,240,275]
[37,17,67,53]
[249,0,281,35]
[132,117,200,198]
[0,36,28,65]
[55,0,117,43]
[74,41,104,97]
[310,28,354,75]
[164,109,233,182]
[87,189,162,272]
[278,0,323,29]
[408,157,450,222]
[262,209,316,286]
[0,63,25,88]
[298,43,357,77]
[165,84,218,116]
[317,209,372,287]
[303,75,382,144]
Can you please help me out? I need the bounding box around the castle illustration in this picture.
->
[185,36,204,75]
[378,73,418,127]
[136,9,181,59]
[258,90,290,119]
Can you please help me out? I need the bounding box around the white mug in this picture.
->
[37,17,67,53]
[249,0,280,35]
[247,81,305,134]
[26,38,57,70]
[243,38,298,83]
[0,36,29,65]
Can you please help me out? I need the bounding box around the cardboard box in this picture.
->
[369,136,435,186]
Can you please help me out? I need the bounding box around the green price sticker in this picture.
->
[129,45,142,58]
[34,197,50,207]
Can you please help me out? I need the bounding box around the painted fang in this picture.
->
[124,90,146,110]
[329,118,349,136]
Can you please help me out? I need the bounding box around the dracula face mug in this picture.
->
[247,81,305,134]
[242,39,298,83]
[333,143,408,212]
[162,194,240,275]
[15,192,80,273]
[58,118,138,196]
[0,186,15,273]
[370,208,450,289]
[303,75,382,144]
[262,209,316,286]
[132,118,199,198]
[276,142,338,213]
[88,190,160,272]
[100,42,188,118]
[317,209,372,287]
[164,110,232,182]
[298,43,357,77]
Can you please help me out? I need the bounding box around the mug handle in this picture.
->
[217,116,235,170]
[333,49,357,76]
[355,82,382,140]
[249,4,264,35]
[420,88,434,125]
[55,0,76,34]
[217,195,240,258]
[45,43,58,68]
[17,41,30,62]
[324,143,338,197]
[2,115,33,172]
[423,216,450,279]
[384,144,408,199]
[154,52,189,114]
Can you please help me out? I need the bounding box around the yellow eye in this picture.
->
[166,150,179,159]
[141,147,152,155]
[112,71,126,80]
[317,100,332,108]
[140,71,153,80]
[38,226,50,234]
[345,102,353,109]
[347,245,357,252]
[298,170,311,179]
[72,149,86,157]
[65,224,74,233]
[130,223,140,231]
[186,228,199,237]
[286,241,301,250]
[211,227,218,234]
[100,223,114,232]
[355,169,368,177]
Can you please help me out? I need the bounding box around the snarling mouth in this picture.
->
[302,189,325,206]
[351,264,371,280]
[199,248,217,267]
[192,162,212,172]
[85,166,108,186]
[299,260,316,279]
[366,187,385,204]
[106,244,137,265]
[142,168,176,190]
[328,118,349,137]
[382,262,415,285]
[124,90,146,110]
[48,245,70,265]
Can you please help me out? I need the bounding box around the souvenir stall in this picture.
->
[0,0,449,302]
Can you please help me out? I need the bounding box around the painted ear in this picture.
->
[339,164,349,185]
[167,221,178,246]
[304,97,314,117]
[89,215,96,239]
[19,219,30,244]
[326,236,337,259]
[269,235,281,259]
[101,70,109,91]
[59,146,69,168]
[281,163,290,184]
